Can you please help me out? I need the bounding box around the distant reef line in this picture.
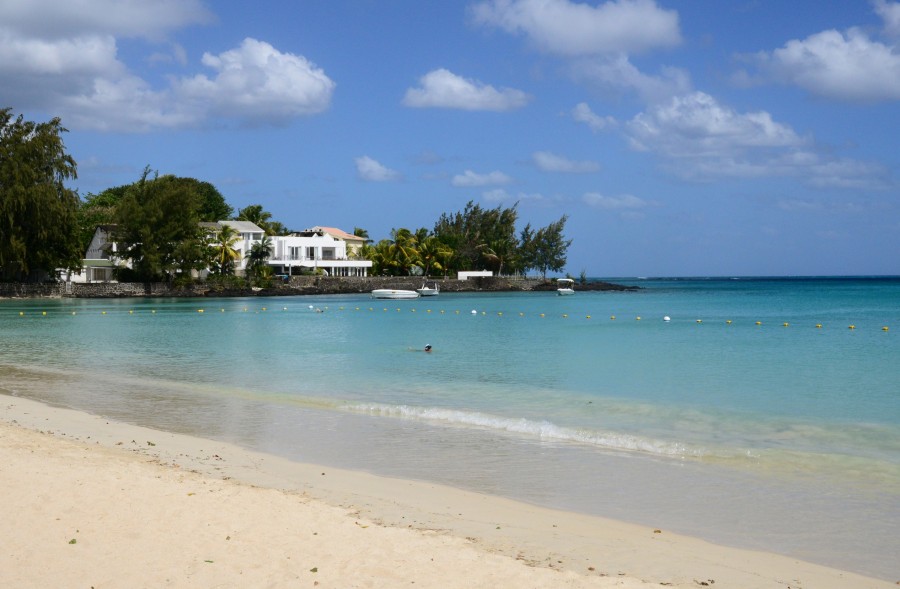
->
[1,276,637,299]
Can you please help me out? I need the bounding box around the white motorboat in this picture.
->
[416,281,439,296]
[371,288,420,299]
[556,278,575,296]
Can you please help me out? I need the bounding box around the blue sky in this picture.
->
[3,0,898,277]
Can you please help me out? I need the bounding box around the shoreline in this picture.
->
[2,394,893,588]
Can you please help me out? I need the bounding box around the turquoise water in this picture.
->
[1,277,898,579]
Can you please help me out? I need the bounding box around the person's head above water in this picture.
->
[424,344,432,352]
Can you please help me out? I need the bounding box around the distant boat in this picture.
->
[556,278,575,296]
[371,289,420,300]
[416,281,440,296]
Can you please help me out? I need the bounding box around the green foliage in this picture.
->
[432,201,519,273]
[236,204,287,235]
[0,108,83,281]
[209,224,241,275]
[520,215,572,279]
[244,235,273,284]
[113,167,206,281]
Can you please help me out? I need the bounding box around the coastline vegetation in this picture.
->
[1,108,571,283]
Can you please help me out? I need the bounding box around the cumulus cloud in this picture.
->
[571,102,616,131]
[452,170,513,187]
[402,68,529,111]
[570,54,692,104]
[533,151,600,173]
[470,0,681,55]
[355,156,401,182]
[874,0,900,38]
[736,6,900,103]
[625,91,805,159]
[0,2,334,131]
[621,91,890,188]
[582,192,648,209]
[177,38,335,123]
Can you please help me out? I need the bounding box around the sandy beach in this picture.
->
[1,395,894,589]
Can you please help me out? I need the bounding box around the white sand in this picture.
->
[1,395,894,588]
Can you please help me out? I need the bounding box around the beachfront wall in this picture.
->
[0,276,553,298]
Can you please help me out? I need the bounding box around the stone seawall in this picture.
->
[1,276,634,299]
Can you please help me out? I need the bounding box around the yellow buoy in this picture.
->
[261,307,266,311]
[562,314,568,318]
[586,315,591,319]
[848,325,856,330]
[129,310,133,314]
[610,315,616,320]
[696,319,702,324]
[102,311,106,315]
[726,320,732,324]
[198,309,204,313]
[816,324,822,328]
[19,311,24,316]
[42,311,47,316]
[636,316,641,321]
[883,326,889,331]
[221,308,225,312]
[755,321,761,325]
[72,311,76,315]
[783,322,789,327]
[151,310,156,314]
[540,313,545,318]
[498,312,503,316]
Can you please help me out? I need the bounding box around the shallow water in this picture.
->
[1,277,898,579]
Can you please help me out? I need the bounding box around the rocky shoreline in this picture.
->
[1,276,638,299]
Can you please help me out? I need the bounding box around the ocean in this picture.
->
[1,276,898,579]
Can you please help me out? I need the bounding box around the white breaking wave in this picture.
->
[341,403,704,458]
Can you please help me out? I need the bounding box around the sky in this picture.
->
[2,0,899,277]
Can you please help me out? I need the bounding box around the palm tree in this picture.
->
[245,235,272,282]
[389,228,420,275]
[419,236,453,277]
[211,225,241,275]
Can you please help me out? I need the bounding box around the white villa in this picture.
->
[66,221,371,283]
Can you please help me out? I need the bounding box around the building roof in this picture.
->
[220,220,265,233]
[306,226,365,241]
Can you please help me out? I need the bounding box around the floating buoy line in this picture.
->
[6,307,891,333]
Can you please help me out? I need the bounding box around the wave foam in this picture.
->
[341,403,704,458]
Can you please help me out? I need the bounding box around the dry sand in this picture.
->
[1,395,894,588]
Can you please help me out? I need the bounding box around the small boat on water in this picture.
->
[416,281,439,296]
[371,288,420,299]
[556,278,575,296]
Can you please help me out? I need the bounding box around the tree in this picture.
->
[353,227,372,243]
[209,224,241,275]
[527,215,572,279]
[244,235,272,283]
[419,236,453,277]
[0,108,82,281]
[77,187,126,251]
[165,176,232,222]
[433,200,519,273]
[237,204,287,236]
[113,167,204,281]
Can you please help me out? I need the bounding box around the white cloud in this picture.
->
[452,170,513,187]
[0,0,212,40]
[355,156,400,182]
[571,102,616,131]
[739,25,900,102]
[570,54,691,104]
[533,151,600,173]
[0,0,334,131]
[583,192,648,209]
[177,38,335,123]
[483,188,547,202]
[402,68,529,111]
[620,91,891,188]
[471,0,681,55]
[874,0,900,38]
[625,91,805,159]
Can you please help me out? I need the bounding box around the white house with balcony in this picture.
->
[267,226,370,277]
[66,221,371,282]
